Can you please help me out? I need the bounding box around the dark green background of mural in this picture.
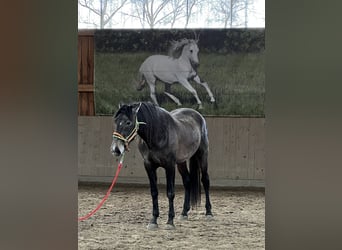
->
[94,29,265,116]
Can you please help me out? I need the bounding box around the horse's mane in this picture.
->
[136,102,171,148]
[115,104,133,119]
[168,38,196,59]
[137,102,161,126]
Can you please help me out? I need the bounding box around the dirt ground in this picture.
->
[78,185,265,250]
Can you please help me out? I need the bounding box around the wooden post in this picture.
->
[78,30,95,116]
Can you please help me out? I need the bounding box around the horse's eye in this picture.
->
[126,121,132,126]
[190,50,193,53]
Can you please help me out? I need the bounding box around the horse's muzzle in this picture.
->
[113,147,121,156]
[111,140,125,156]
[191,61,199,69]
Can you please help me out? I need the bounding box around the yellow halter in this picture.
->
[112,117,146,150]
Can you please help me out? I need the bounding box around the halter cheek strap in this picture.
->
[112,117,146,151]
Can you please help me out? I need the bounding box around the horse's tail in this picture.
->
[136,71,146,91]
[189,151,201,208]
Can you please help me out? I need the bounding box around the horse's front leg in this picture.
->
[165,164,176,229]
[144,162,159,230]
[193,75,215,103]
[178,79,203,109]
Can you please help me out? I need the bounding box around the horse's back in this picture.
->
[139,55,180,83]
[170,108,208,162]
[140,55,174,71]
[171,108,205,125]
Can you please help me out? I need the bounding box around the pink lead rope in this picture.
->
[78,153,125,222]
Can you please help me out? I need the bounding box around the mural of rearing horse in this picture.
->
[111,102,213,230]
[136,38,215,109]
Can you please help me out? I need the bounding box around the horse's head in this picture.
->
[110,103,142,156]
[169,39,200,67]
[184,40,200,67]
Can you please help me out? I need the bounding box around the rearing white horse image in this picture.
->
[136,38,215,109]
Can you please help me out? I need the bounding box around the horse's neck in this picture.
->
[178,54,193,70]
[137,105,169,149]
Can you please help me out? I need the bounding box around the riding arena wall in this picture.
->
[78,116,265,188]
[78,30,265,188]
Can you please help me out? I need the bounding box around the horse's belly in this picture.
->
[157,73,178,84]
[175,135,201,163]
[176,150,197,163]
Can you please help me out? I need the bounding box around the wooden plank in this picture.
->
[79,92,85,115]
[88,93,95,116]
[78,32,95,116]
[78,84,94,92]
[78,30,95,36]
[87,36,94,84]
[80,92,89,116]
[77,37,82,84]
[78,35,94,85]
[78,93,81,115]
[78,86,94,115]
[80,37,90,84]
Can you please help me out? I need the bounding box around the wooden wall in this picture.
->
[78,30,95,116]
[78,116,265,187]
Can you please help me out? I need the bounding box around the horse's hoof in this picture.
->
[147,223,158,230]
[165,223,176,230]
[205,214,214,220]
[178,215,188,220]
[210,98,216,103]
[198,105,203,110]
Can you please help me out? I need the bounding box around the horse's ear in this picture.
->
[193,30,200,43]
[131,102,142,114]
[118,102,124,108]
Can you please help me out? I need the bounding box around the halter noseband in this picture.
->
[112,116,145,151]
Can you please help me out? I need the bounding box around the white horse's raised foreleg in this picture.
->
[193,75,215,103]
[178,79,203,109]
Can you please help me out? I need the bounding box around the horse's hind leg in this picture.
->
[144,76,159,106]
[198,148,213,217]
[164,92,182,106]
[148,83,159,106]
[202,169,213,218]
[177,162,191,219]
[164,83,182,106]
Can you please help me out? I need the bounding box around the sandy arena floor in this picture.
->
[78,185,264,249]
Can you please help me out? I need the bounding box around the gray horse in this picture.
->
[111,102,213,229]
[136,38,215,109]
